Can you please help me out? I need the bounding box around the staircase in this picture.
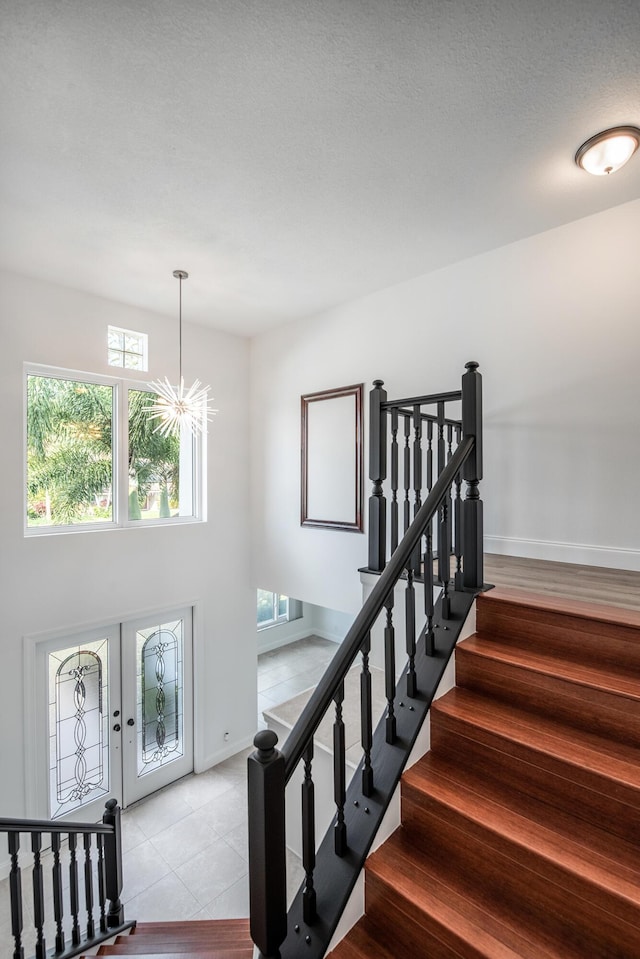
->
[329,587,640,959]
[88,919,252,958]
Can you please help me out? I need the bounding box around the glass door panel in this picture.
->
[37,626,122,823]
[121,608,193,805]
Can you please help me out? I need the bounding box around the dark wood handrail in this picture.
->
[281,434,474,780]
[392,407,462,427]
[382,388,462,409]
[0,817,114,835]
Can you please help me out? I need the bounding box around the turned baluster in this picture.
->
[96,832,107,933]
[8,833,24,959]
[361,632,374,797]
[454,424,463,590]
[411,405,423,573]
[84,833,95,938]
[333,681,347,856]
[424,525,435,656]
[403,413,411,536]
[51,833,65,953]
[68,832,81,946]
[384,593,397,744]
[405,566,417,698]
[390,409,399,554]
[302,742,317,924]
[31,832,46,959]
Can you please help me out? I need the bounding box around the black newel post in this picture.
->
[368,380,387,572]
[461,361,483,589]
[103,800,124,928]
[248,730,287,959]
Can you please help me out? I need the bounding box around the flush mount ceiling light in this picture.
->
[148,270,217,437]
[575,125,640,176]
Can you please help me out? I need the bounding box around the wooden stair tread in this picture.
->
[119,919,252,954]
[458,634,640,697]
[477,587,640,631]
[432,686,640,789]
[403,753,640,900]
[366,834,573,959]
[328,919,400,958]
[403,753,640,880]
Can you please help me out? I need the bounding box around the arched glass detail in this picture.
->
[137,620,183,777]
[49,640,109,818]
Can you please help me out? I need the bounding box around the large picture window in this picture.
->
[26,366,203,532]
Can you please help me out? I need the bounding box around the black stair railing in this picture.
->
[1,799,134,959]
[248,362,484,959]
[369,360,482,583]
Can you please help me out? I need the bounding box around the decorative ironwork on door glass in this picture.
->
[136,619,183,777]
[49,639,110,819]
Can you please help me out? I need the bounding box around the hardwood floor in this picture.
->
[484,553,640,611]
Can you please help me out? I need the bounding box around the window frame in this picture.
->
[256,591,290,631]
[107,325,148,372]
[24,363,205,535]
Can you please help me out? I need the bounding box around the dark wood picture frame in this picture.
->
[300,383,364,532]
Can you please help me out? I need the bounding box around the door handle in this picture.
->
[113,723,121,732]
[127,718,135,726]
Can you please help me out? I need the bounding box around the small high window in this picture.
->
[257,590,289,629]
[108,326,148,371]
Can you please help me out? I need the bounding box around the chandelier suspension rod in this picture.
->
[173,268,188,383]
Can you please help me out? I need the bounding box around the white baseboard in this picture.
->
[197,733,255,773]
[485,535,640,572]
[308,628,342,644]
[257,627,341,655]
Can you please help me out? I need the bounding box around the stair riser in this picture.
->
[455,647,640,747]
[401,791,640,956]
[430,716,640,846]
[119,940,249,952]
[134,921,250,933]
[99,946,252,956]
[364,869,486,959]
[476,601,640,669]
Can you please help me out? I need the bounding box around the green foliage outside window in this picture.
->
[27,375,182,528]
[27,376,114,526]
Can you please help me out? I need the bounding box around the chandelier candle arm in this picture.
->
[147,270,217,436]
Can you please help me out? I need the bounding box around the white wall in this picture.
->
[250,199,640,613]
[0,270,255,819]
[256,601,355,654]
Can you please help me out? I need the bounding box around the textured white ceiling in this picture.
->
[1,0,639,335]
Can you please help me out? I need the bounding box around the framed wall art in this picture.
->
[300,383,364,532]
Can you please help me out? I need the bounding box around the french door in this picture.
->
[37,608,193,821]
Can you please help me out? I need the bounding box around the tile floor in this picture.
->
[1,635,338,957]
[257,634,340,729]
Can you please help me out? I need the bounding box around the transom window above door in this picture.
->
[25,364,205,533]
